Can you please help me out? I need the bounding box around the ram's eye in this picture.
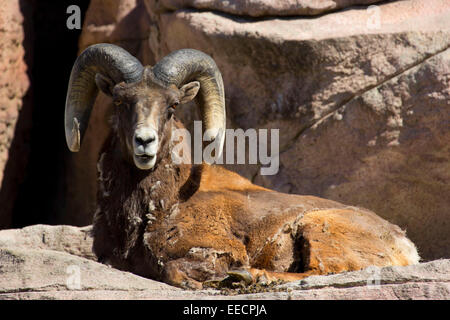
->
[167,102,178,118]
[114,99,122,106]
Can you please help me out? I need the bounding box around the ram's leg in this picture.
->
[298,209,420,273]
[226,207,421,287]
[163,259,204,290]
[92,208,115,264]
[162,247,235,289]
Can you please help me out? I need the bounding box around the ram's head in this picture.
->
[65,44,226,170]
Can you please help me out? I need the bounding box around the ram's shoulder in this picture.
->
[198,164,269,193]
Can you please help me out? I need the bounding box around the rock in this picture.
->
[0,224,448,299]
[282,259,450,290]
[79,0,153,58]
[0,247,182,300]
[274,260,450,300]
[261,281,450,300]
[0,224,95,260]
[156,0,384,17]
[0,0,32,227]
[74,0,450,260]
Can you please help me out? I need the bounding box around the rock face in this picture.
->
[0,225,448,300]
[157,0,384,17]
[72,0,450,260]
[0,0,31,227]
[0,224,95,260]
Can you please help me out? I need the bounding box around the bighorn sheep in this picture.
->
[65,44,420,289]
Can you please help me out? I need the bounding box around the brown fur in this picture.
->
[92,70,419,289]
[93,125,419,288]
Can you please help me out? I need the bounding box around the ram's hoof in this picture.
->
[226,270,253,285]
[202,279,221,288]
[203,270,254,289]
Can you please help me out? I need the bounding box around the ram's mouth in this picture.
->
[137,154,154,161]
[134,154,156,170]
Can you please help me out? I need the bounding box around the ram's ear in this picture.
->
[179,81,200,104]
[95,73,115,97]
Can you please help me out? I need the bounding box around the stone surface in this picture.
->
[0,225,448,299]
[79,0,153,55]
[0,247,180,299]
[156,0,384,17]
[73,0,450,261]
[0,0,31,227]
[282,259,450,290]
[0,224,95,260]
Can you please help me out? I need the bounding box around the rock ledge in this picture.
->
[0,225,448,300]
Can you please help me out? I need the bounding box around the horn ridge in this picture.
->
[151,49,226,156]
[65,43,144,152]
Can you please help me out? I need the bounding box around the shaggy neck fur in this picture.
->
[95,116,197,279]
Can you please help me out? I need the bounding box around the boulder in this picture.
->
[0,247,181,300]
[156,0,384,17]
[73,0,450,260]
[0,224,448,299]
[0,224,95,260]
[276,259,450,300]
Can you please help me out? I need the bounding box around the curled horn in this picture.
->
[65,43,144,152]
[150,49,226,156]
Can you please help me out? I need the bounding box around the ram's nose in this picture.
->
[135,134,155,147]
[134,127,158,155]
